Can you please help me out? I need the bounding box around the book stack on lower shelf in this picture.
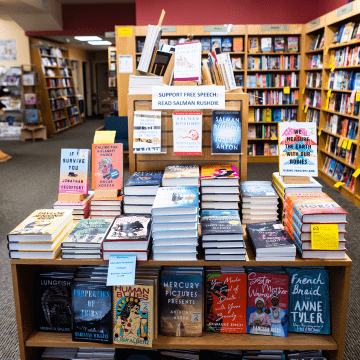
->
[41,347,116,359]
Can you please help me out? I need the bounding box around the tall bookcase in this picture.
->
[29,38,83,137]
[108,46,117,99]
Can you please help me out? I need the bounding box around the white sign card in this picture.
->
[106,254,136,286]
[152,85,225,110]
[278,122,318,177]
[118,55,133,73]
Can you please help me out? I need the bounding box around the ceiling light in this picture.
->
[88,41,112,45]
[75,36,102,41]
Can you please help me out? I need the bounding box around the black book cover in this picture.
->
[35,273,74,332]
[201,215,243,235]
[72,281,112,343]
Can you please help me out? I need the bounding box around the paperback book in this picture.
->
[24,93,36,105]
[25,109,38,123]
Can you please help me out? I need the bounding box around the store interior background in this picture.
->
[0,0,359,359]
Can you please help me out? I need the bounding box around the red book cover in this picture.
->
[206,271,247,333]
[247,272,289,337]
[92,143,123,190]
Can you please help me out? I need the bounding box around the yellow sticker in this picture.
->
[318,130,321,136]
[356,92,360,102]
[347,140,353,150]
[270,137,278,140]
[302,88,305,94]
[304,105,308,113]
[334,182,345,188]
[353,169,360,178]
[327,90,331,98]
[284,87,290,94]
[93,130,116,144]
[342,139,348,149]
[326,97,330,109]
[118,27,133,37]
[311,224,339,250]
[331,66,336,72]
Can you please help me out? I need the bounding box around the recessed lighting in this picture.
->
[75,36,102,41]
[88,41,112,45]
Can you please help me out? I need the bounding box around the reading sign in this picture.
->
[152,86,225,110]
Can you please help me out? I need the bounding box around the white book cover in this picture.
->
[174,41,202,82]
[279,122,318,177]
[172,111,202,155]
[261,38,272,52]
[133,111,162,153]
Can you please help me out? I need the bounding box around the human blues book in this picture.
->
[125,171,163,187]
[212,110,242,154]
[113,284,154,347]
[173,112,202,155]
[285,267,330,334]
[72,281,112,343]
[92,143,123,190]
[174,41,202,83]
[279,122,318,177]
[247,272,289,337]
[133,111,162,153]
[59,149,91,194]
[206,270,247,333]
[201,214,243,235]
[25,109,38,123]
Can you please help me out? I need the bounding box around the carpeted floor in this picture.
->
[0,119,358,359]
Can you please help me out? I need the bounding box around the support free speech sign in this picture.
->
[152,86,225,109]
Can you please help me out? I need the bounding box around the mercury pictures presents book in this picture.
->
[172,112,202,155]
[211,110,242,154]
[59,149,91,194]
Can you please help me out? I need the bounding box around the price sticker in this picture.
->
[284,87,290,94]
[327,90,332,98]
[326,98,330,109]
[311,224,339,250]
[334,182,345,188]
[302,88,305,94]
[356,92,360,102]
[331,66,336,72]
[118,27,133,37]
[347,140,353,150]
[270,137,278,140]
[353,169,360,178]
[304,105,308,113]
[318,130,322,136]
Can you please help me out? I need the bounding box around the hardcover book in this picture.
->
[59,149,91,194]
[211,110,242,155]
[206,271,247,333]
[133,111,162,153]
[240,181,278,198]
[274,37,285,52]
[25,109,38,123]
[23,72,35,86]
[247,272,289,337]
[285,267,330,334]
[160,269,204,337]
[92,143,123,191]
[125,171,163,187]
[173,112,202,155]
[174,41,202,83]
[162,165,200,187]
[113,283,154,347]
[24,93,36,105]
[201,215,242,235]
[233,37,244,52]
[72,281,112,343]
[287,37,299,52]
[200,165,239,180]
[261,38,272,52]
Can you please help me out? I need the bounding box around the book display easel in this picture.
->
[29,38,83,137]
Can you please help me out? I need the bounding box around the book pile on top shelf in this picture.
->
[201,210,245,261]
[61,218,113,259]
[41,347,115,360]
[284,192,348,259]
[240,181,279,224]
[332,21,360,45]
[200,165,240,211]
[53,192,93,220]
[310,32,325,51]
[7,209,73,259]
[90,195,123,219]
[123,171,163,214]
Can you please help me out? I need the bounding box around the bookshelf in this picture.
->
[108,46,117,100]
[29,38,83,137]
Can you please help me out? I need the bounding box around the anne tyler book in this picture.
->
[59,149,91,194]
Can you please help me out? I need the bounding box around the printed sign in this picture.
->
[107,255,136,286]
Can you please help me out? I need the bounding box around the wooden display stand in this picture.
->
[57,193,86,202]
[20,125,47,142]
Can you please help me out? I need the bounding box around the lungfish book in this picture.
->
[59,149,91,194]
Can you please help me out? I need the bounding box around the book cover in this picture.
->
[287,37,299,52]
[25,109,38,123]
[163,165,200,179]
[113,284,154,347]
[105,215,151,241]
[173,112,202,155]
[23,72,35,86]
[261,38,272,52]
[62,219,112,247]
[152,187,199,210]
[133,111,162,153]
[200,165,239,179]
[125,171,163,187]
[72,281,112,343]
[201,215,242,235]
[285,268,330,334]
[59,149,91,194]
[240,181,278,198]
[24,93,36,105]
[92,143,123,191]
[274,37,285,52]
[247,272,289,337]
[211,110,241,155]
[278,122,318,177]
[233,37,243,52]
[160,270,204,337]
[206,271,247,333]
[293,201,348,219]
[174,41,202,82]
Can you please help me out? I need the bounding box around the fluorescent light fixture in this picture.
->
[88,41,112,45]
[75,36,102,41]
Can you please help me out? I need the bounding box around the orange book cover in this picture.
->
[92,143,123,190]
[233,37,243,52]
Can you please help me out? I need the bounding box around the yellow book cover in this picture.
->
[249,37,259,53]
[249,108,255,122]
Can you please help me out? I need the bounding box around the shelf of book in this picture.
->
[328,38,360,50]
[247,87,299,90]
[325,65,360,70]
[319,169,355,196]
[306,87,322,90]
[247,69,300,72]
[249,104,298,107]
[323,109,359,119]
[248,138,278,141]
[305,48,325,54]
[305,68,324,71]
[325,89,353,93]
[320,149,356,169]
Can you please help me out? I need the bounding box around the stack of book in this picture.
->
[129,75,163,94]
[242,350,285,359]
[162,164,200,187]
[201,210,245,261]
[90,195,123,219]
[53,192,93,220]
[7,209,73,259]
[101,214,152,261]
[151,187,199,261]
[41,348,116,360]
[61,219,113,259]
[284,192,348,259]
[240,181,279,224]
[123,171,163,214]
[200,165,240,211]
[246,221,297,261]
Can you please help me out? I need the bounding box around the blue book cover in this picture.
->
[273,109,282,122]
[201,210,239,216]
[152,187,199,212]
[25,109,38,123]
[211,110,242,154]
[240,181,278,198]
[285,267,330,334]
[125,171,163,187]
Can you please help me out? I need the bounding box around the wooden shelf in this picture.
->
[249,104,298,107]
[25,331,338,350]
[305,48,324,54]
[305,87,322,90]
[248,138,278,141]
[233,70,244,72]
[247,69,300,72]
[320,149,356,169]
[51,107,65,111]
[306,68,324,71]
[321,129,358,144]
[53,117,67,122]
[329,39,360,50]
[248,52,301,55]
[45,76,61,78]
[323,109,359,120]
[307,105,321,110]
[47,87,61,89]
[325,65,360,70]
[248,121,283,124]
[319,169,354,195]
[247,87,299,90]
[325,89,353,93]
[55,127,69,133]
